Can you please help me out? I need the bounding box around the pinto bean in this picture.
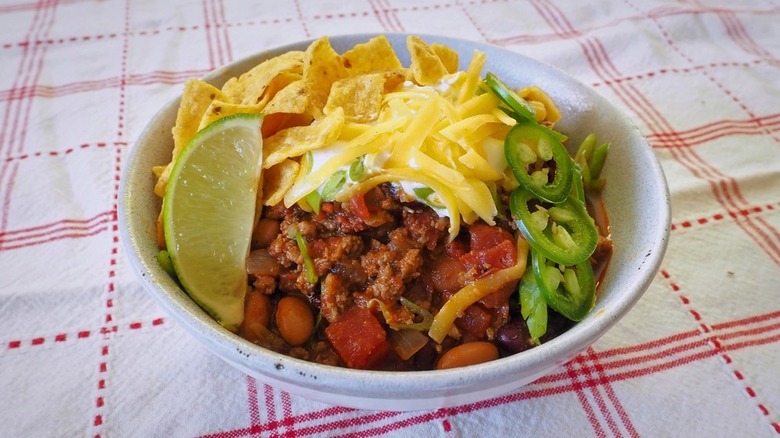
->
[239,291,272,343]
[435,341,499,370]
[252,218,281,249]
[275,296,314,346]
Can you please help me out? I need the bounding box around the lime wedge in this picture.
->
[163,113,263,331]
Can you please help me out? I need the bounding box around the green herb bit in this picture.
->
[349,155,366,182]
[321,170,347,200]
[294,230,318,284]
[398,297,434,331]
[519,267,548,344]
[589,143,609,180]
[304,190,321,214]
[413,186,445,209]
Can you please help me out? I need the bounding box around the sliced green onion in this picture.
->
[304,190,321,214]
[413,186,445,209]
[398,297,434,331]
[519,266,548,344]
[589,143,609,180]
[321,170,347,200]
[294,231,318,284]
[574,133,596,163]
[349,155,366,182]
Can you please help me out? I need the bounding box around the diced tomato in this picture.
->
[349,193,371,221]
[478,281,519,308]
[469,223,514,252]
[455,303,494,338]
[444,238,468,259]
[459,239,517,273]
[458,225,518,309]
[325,306,390,369]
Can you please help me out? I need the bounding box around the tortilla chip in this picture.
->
[221,51,304,105]
[407,36,448,86]
[378,68,410,92]
[155,79,226,197]
[263,159,301,206]
[431,43,459,74]
[303,37,348,116]
[324,73,385,123]
[261,113,314,138]
[264,80,313,115]
[342,35,403,74]
[263,107,346,169]
[198,100,263,130]
[256,71,303,108]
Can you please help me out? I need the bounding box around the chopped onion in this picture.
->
[246,249,282,277]
[388,329,429,361]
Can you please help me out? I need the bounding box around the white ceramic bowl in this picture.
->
[119,33,670,411]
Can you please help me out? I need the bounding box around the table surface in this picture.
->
[2,0,779,436]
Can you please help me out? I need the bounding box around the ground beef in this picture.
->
[402,206,448,250]
[320,273,351,323]
[252,275,277,295]
[244,183,609,370]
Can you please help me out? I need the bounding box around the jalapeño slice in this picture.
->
[509,187,598,266]
[505,121,573,204]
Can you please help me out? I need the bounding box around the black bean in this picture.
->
[413,343,437,370]
[496,317,535,354]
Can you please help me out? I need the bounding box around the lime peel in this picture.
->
[163,113,264,331]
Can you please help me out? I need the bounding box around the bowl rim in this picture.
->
[119,32,671,408]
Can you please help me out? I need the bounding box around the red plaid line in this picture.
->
[367,0,404,33]
[0,71,209,103]
[615,2,780,268]
[529,0,780,269]
[492,4,780,47]
[4,318,165,351]
[591,59,776,89]
[718,12,777,63]
[647,113,780,149]
[209,305,780,437]
[293,0,312,38]
[0,210,113,251]
[90,0,131,435]
[659,268,780,433]
[0,0,59,240]
[671,202,779,231]
[245,377,262,438]
[2,141,123,163]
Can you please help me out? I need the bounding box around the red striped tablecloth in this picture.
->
[1,0,779,436]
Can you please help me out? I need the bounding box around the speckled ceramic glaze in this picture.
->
[119,33,670,411]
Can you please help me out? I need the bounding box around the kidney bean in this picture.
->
[275,296,314,346]
[435,341,499,370]
[496,317,535,354]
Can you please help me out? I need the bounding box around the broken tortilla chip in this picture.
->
[407,35,448,86]
[155,79,226,197]
[303,37,349,116]
[264,79,313,116]
[263,159,301,206]
[342,35,403,74]
[198,100,263,130]
[263,107,346,169]
[324,73,385,123]
[431,43,459,74]
[221,50,304,105]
